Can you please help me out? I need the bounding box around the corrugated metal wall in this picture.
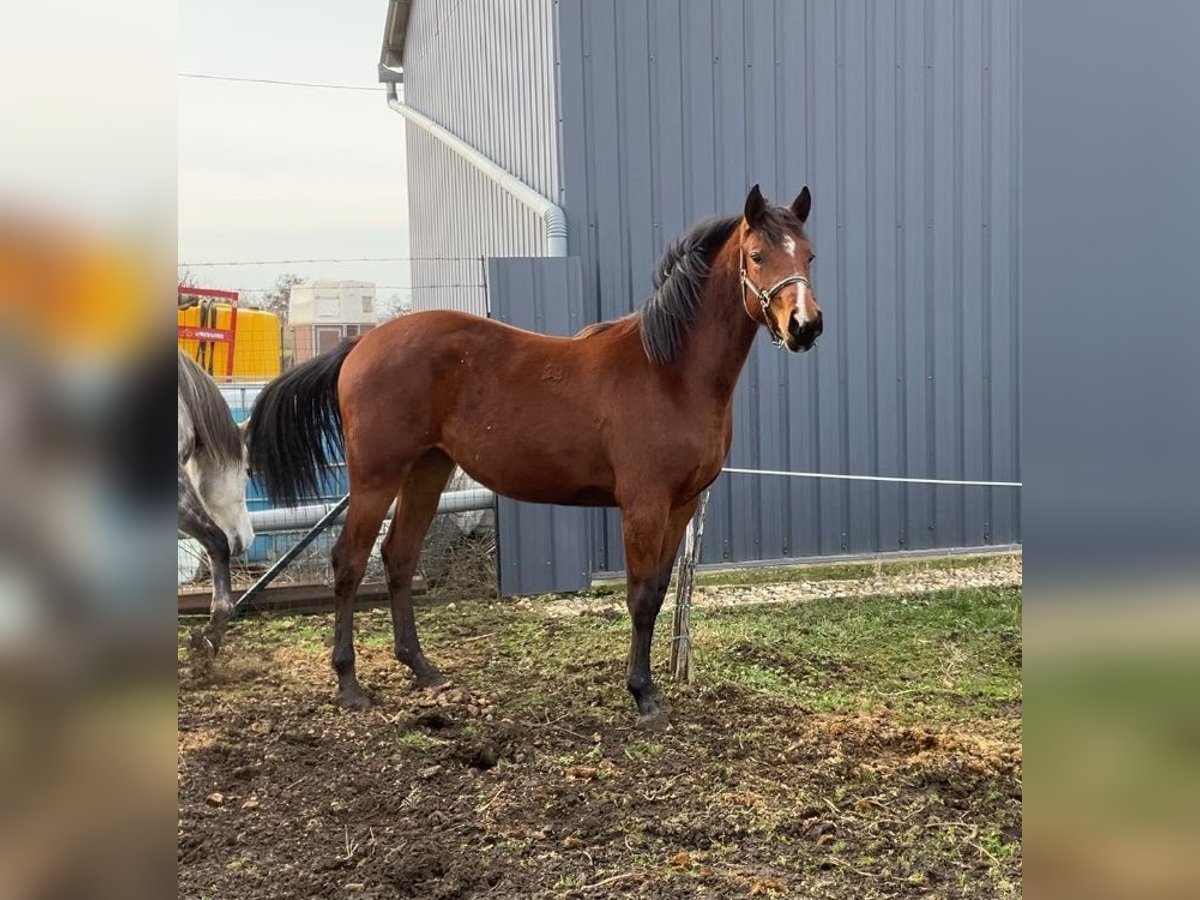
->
[402,0,562,314]
[398,0,1022,584]
[556,0,1022,571]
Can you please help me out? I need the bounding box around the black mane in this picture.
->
[178,349,244,467]
[638,216,738,365]
[637,206,803,365]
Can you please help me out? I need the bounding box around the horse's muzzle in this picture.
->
[229,525,254,558]
[786,310,823,352]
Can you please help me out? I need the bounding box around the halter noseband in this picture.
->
[739,249,811,348]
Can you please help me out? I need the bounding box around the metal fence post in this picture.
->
[232,494,350,616]
[671,489,710,682]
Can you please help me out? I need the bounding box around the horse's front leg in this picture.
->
[179,465,233,659]
[620,498,698,726]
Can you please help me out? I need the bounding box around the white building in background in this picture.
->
[286,280,377,366]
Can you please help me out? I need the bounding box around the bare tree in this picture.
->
[256,273,306,323]
[382,292,410,319]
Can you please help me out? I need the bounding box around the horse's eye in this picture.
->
[809,253,816,264]
[749,251,763,264]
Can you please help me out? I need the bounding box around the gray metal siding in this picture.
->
[402,0,562,314]
[557,0,1021,571]
[488,256,591,596]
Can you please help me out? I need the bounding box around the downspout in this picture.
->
[384,80,567,257]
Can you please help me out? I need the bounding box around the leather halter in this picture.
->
[739,249,811,348]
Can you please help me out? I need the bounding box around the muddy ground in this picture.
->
[179,559,1021,898]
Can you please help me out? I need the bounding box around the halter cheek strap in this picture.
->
[739,250,812,348]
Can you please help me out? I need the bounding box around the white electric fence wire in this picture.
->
[721,467,1021,488]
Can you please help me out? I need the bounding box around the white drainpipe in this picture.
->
[385,81,567,257]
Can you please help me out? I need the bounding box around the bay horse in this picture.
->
[246,184,822,723]
[178,349,254,657]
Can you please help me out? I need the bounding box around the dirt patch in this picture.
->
[179,584,1021,899]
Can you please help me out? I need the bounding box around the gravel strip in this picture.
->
[540,553,1022,617]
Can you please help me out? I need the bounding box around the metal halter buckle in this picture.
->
[739,250,811,348]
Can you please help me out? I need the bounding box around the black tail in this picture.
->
[246,341,356,506]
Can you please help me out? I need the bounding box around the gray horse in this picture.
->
[178,349,253,656]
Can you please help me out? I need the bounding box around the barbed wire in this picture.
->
[179,72,382,92]
[180,256,484,266]
[223,283,483,293]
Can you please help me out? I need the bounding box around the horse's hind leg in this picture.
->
[179,464,233,659]
[382,450,456,688]
[330,487,395,710]
[621,497,699,725]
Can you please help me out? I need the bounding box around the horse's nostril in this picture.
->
[788,313,803,340]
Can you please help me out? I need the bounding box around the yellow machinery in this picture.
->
[178,287,281,381]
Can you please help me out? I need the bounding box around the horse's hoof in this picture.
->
[188,627,216,661]
[636,709,670,732]
[414,669,447,690]
[335,687,373,711]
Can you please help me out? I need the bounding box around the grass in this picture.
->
[187,579,1020,729]
[693,587,1021,722]
[421,584,1020,726]
[395,731,444,751]
[253,614,330,648]
[624,739,665,760]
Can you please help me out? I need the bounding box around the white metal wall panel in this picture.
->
[402,0,562,316]
[406,128,544,316]
[404,0,560,199]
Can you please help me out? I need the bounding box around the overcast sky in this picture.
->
[179,0,411,305]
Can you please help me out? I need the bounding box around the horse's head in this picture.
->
[738,184,823,353]
[190,444,255,558]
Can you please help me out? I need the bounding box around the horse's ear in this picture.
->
[791,186,812,224]
[744,184,767,227]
